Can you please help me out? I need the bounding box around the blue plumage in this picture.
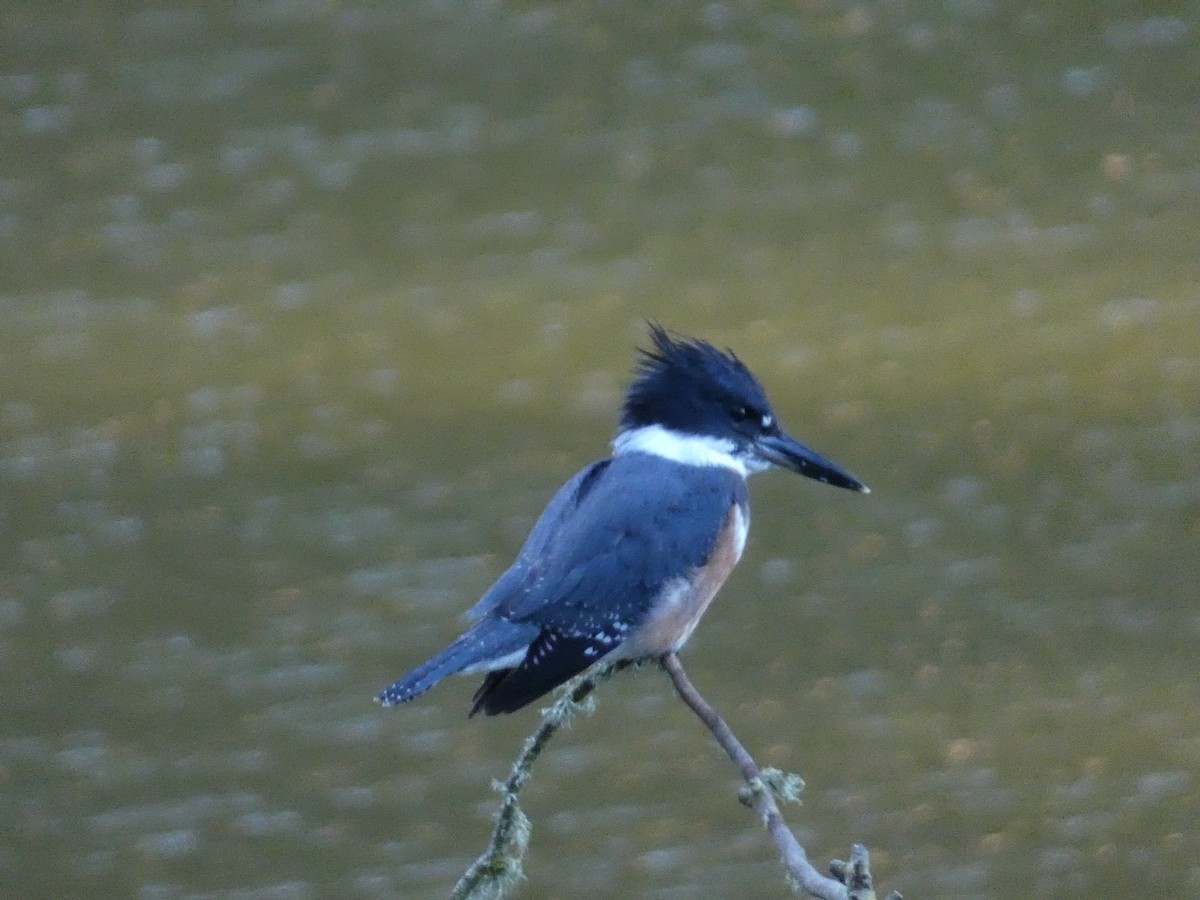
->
[377,324,867,715]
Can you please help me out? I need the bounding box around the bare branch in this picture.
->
[451,655,897,899]
[661,653,895,900]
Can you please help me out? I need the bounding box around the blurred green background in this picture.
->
[1,2,1197,898]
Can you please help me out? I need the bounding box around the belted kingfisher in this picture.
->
[377,324,868,716]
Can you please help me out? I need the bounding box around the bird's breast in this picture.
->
[617,502,748,658]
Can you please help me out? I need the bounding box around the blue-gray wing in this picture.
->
[463,460,612,622]
[468,454,746,714]
[498,454,745,633]
[462,453,746,715]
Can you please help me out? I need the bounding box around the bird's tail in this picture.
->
[375,619,536,707]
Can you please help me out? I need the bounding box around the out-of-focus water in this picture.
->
[2,3,1198,898]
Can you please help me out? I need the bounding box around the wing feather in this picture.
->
[468,455,746,714]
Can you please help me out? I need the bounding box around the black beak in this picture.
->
[754,431,869,493]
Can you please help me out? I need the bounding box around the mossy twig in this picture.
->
[450,662,626,899]
[451,655,897,899]
[661,653,897,900]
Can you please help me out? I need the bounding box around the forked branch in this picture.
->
[451,655,898,899]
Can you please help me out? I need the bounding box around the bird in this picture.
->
[376,324,868,716]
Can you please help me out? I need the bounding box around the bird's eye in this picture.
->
[732,404,771,428]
